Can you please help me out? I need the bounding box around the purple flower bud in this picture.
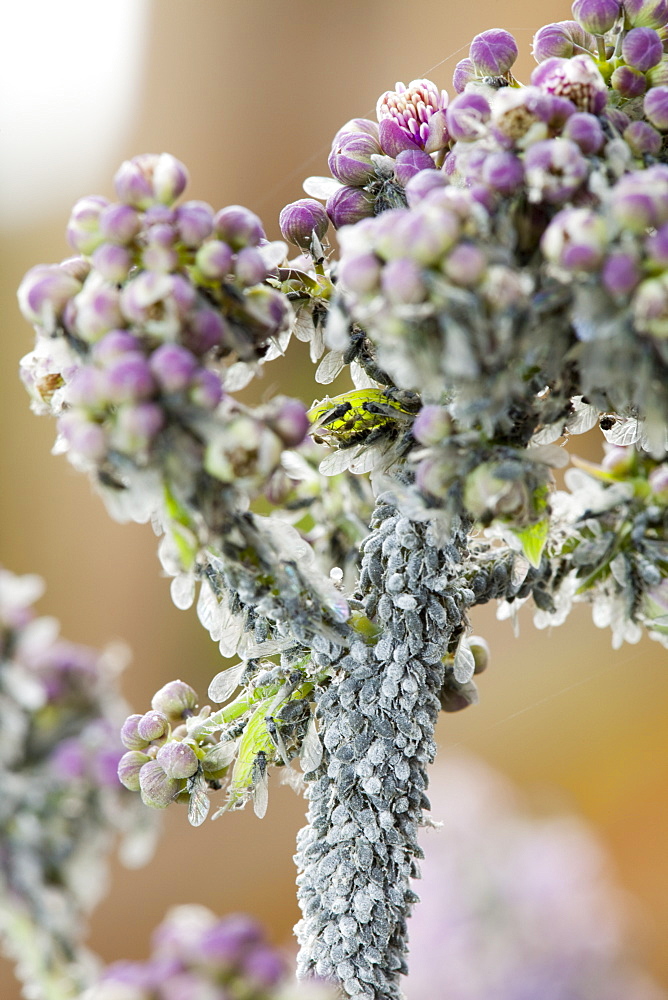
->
[156,741,199,779]
[604,107,632,132]
[623,25,663,70]
[17,264,82,328]
[264,396,309,447]
[137,710,169,741]
[562,111,605,152]
[452,58,476,92]
[114,153,188,208]
[481,151,524,195]
[623,0,668,28]
[404,168,447,207]
[244,285,291,335]
[443,242,487,284]
[188,915,264,966]
[572,0,622,34]
[524,138,589,205]
[91,243,132,283]
[56,412,108,461]
[152,680,198,720]
[412,405,450,445]
[611,63,648,97]
[531,54,607,113]
[649,462,668,492]
[331,118,380,147]
[106,355,156,403]
[73,276,124,342]
[647,54,668,86]
[645,221,668,264]
[381,257,427,304]
[446,92,491,142]
[214,205,265,249]
[644,84,668,129]
[66,195,110,254]
[532,20,594,61]
[121,714,150,750]
[469,28,519,76]
[279,198,329,250]
[150,343,199,392]
[393,149,436,187]
[624,118,662,154]
[376,79,449,152]
[175,201,214,247]
[195,239,234,279]
[375,204,460,265]
[328,132,382,186]
[541,206,608,270]
[609,164,668,229]
[601,251,641,296]
[189,369,223,410]
[118,750,151,791]
[112,402,165,452]
[139,759,182,808]
[99,203,142,244]
[91,329,141,364]
[326,185,375,228]
[67,365,108,409]
[120,272,195,330]
[242,946,285,987]
[235,246,269,286]
[633,274,668,335]
[337,252,382,295]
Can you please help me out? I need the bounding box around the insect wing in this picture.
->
[202,739,238,772]
[303,175,342,199]
[251,755,269,819]
[187,773,211,827]
[300,717,323,774]
[266,716,291,767]
[208,662,245,703]
[319,447,361,476]
[315,350,345,385]
[348,445,384,475]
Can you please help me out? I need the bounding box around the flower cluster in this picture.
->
[0,568,156,999]
[86,905,336,1000]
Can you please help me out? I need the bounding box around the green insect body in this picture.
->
[308,388,420,449]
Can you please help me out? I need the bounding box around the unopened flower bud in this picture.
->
[412,405,451,445]
[405,169,447,206]
[532,20,593,61]
[337,252,382,295]
[106,355,156,403]
[469,28,519,76]
[100,203,142,244]
[91,244,132,283]
[242,946,285,987]
[452,58,476,92]
[195,239,234,279]
[624,119,662,155]
[623,25,663,70]
[235,246,269,286]
[189,369,223,410]
[381,257,426,304]
[279,198,330,250]
[326,185,375,228]
[633,274,668,335]
[649,463,668,493]
[152,680,198,719]
[137,710,170,742]
[175,200,214,247]
[572,0,621,34]
[524,138,588,204]
[602,251,641,296]
[644,85,668,129]
[481,151,524,195]
[393,149,436,187]
[156,741,199,779]
[57,412,108,460]
[531,55,607,113]
[542,206,608,270]
[331,118,380,147]
[264,396,309,447]
[244,285,291,335]
[67,195,109,254]
[622,0,668,29]
[121,714,150,750]
[118,750,151,791]
[562,111,605,152]
[114,153,188,208]
[17,264,82,328]
[446,92,491,142]
[112,402,164,453]
[645,222,668,265]
[139,759,182,808]
[149,343,198,392]
[328,132,382,186]
[214,205,265,249]
[443,242,487,284]
[611,63,648,97]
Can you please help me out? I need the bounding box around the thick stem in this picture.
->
[295,499,470,999]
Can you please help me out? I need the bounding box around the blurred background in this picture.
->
[1,1,667,996]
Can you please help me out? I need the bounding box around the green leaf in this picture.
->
[513,517,549,569]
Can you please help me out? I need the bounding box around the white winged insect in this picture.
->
[299,716,323,774]
[208,662,245,703]
[187,772,211,827]
[251,751,269,819]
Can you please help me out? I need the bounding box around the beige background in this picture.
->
[1,1,667,996]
